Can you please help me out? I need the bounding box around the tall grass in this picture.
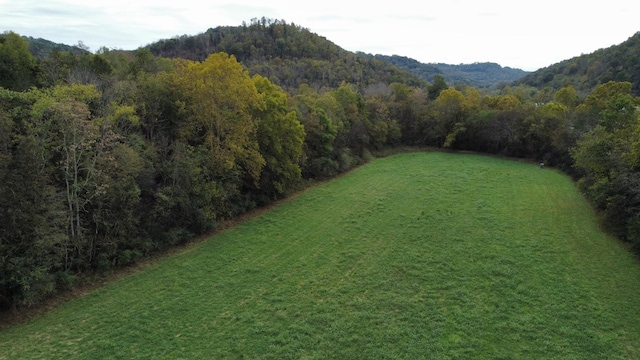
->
[2,152,640,359]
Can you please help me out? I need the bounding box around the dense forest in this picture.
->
[146,18,527,91]
[2,19,640,311]
[146,18,426,93]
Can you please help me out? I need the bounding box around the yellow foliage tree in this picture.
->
[172,53,266,183]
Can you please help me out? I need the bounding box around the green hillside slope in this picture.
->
[516,32,640,95]
[2,152,640,359]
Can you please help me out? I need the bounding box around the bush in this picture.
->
[55,271,78,290]
[117,250,143,266]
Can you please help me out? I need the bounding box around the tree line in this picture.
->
[1,29,639,311]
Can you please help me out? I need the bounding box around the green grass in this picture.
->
[3,152,640,359]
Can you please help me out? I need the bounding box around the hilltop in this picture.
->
[20,21,640,95]
[143,18,527,91]
[515,31,640,95]
[22,36,88,57]
[145,18,427,92]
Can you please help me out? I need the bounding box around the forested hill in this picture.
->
[363,54,529,88]
[515,31,640,95]
[145,18,427,92]
[22,36,87,58]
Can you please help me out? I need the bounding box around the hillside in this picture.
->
[146,19,527,91]
[3,153,640,358]
[146,18,427,92]
[515,31,640,95]
[362,53,529,88]
[22,36,87,57]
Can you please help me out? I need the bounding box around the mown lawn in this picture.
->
[2,152,640,359]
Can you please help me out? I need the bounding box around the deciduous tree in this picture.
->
[252,75,305,199]
[0,31,37,91]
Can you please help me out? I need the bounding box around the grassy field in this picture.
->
[2,151,640,359]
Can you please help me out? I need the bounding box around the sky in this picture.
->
[2,0,639,72]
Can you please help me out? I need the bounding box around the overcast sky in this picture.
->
[2,0,639,71]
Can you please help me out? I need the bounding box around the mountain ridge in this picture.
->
[19,20,640,94]
[359,53,529,88]
[515,31,640,95]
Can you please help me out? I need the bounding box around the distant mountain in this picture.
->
[145,18,427,93]
[361,54,529,88]
[515,32,640,95]
[22,36,87,58]
[432,62,529,88]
